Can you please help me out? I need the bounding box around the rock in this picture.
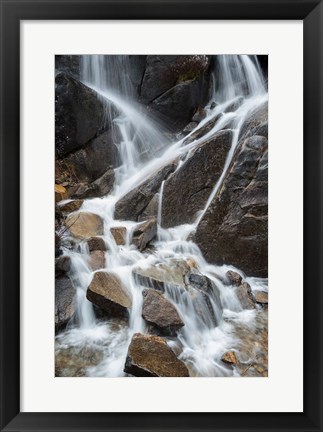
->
[110,226,127,245]
[55,73,111,157]
[127,55,147,95]
[132,218,157,251]
[55,232,61,257]
[192,108,207,122]
[133,260,189,291]
[72,168,115,199]
[65,212,104,239]
[124,333,189,377]
[88,251,106,271]
[114,160,178,221]
[140,56,179,104]
[193,132,268,277]
[186,258,198,269]
[87,236,106,252]
[181,122,198,136]
[253,290,268,305]
[142,289,184,335]
[87,271,132,317]
[55,55,81,79]
[239,102,268,141]
[55,255,71,277]
[151,79,209,131]
[221,351,238,365]
[55,277,77,332]
[55,184,68,203]
[226,271,242,286]
[59,130,119,183]
[59,199,84,213]
[236,282,256,310]
[162,130,232,227]
[138,194,159,222]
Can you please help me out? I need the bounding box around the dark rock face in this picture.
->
[55,255,71,278]
[55,55,81,79]
[140,56,179,103]
[142,289,184,335]
[60,130,118,183]
[239,102,268,141]
[72,168,115,199]
[55,73,109,157]
[124,333,189,377]
[86,271,132,317]
[127,55,147,95]
[55,277,77,332]
[114,160,178,221]
[132,218,157,251]
[162,130,232,228]
[193,121,268,277]
[151,79,209,131]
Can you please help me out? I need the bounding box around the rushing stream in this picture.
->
[55,55,268,377]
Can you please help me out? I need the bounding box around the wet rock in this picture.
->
[114,160,178,221]
[133,260,189,291]
[59,199,84,213]
[181,121,198,136]
[226,270,242,286]
[87,271,132,317]
[55,55,81,80]
[124,333,189,377]
[151,79,209,131]
[55,255,71,278]
[132,218,157,251]
[87,236,106,252]
[110,226,127,245]
[239,102,268,141]
[55,184,68,203]
[236,282,256,310]
[142,289,184,335]
[60,130,119,184]
[72,168,115,199]
[253,290,268,305]
[55,73,110,157]
[55,232,61,257]
[138,193,159,221]
[65,212,104,239]
[221,351,238,365]
[192,108,207,122]
[88,251,106,271]
[55,277,77,332]
[162,130,232,227]
[193,132,268,277]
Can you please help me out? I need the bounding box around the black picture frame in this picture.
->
[1,1,322,431]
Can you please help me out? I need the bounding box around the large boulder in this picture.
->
[59,130,119,183]
[132,218,157,251]
[236,282,256,310]
[193,131,268,277]
[151,78,209,131]
[142,288,184,335]
[161,130,232,227]
[133,260,189,291]
[65,212,104,239]
[114,160,178,221]
[55,276,77,332]
[55,73,111,157]
[71,168,115,199]
[86,271,132,317]
[55,255,71,278]
[55,55,81,79]
[124,333,189,377]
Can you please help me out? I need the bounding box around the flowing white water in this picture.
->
[56,55,268,377]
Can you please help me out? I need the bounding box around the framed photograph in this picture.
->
[1,0,322,431]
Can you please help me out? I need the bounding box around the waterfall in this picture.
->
[56,55,268,377]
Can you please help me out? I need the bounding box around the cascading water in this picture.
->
[56,55,268,377]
